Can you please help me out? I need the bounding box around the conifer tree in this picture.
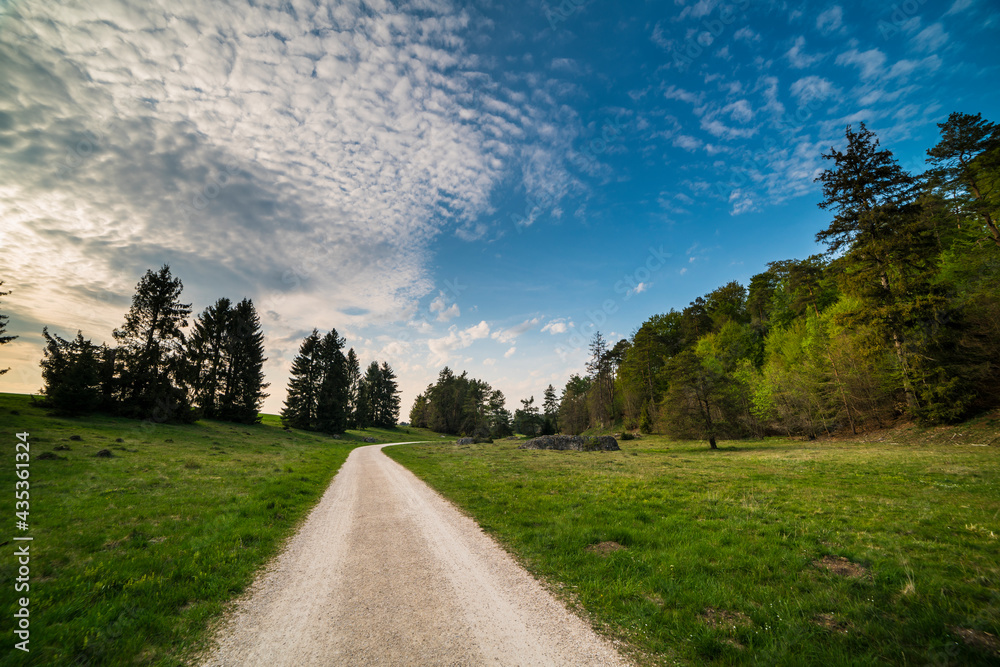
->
[346,348,361,428]
[315,330,349,433]
[219,298,269,423]
[375,361,401,427]
[113,265,193,420]
[282,330,322,429]
[186,297,231,418]
[39,329,102,415]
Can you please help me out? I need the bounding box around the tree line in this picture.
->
[280,329,400,433]
[545,112,999,447]
[408,367,560,439]
[37,265,268,423]
[30,264,400,433]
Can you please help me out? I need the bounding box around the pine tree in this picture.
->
[927,112,1000,248]
[113,265,193,421]
[39,329,102,415]
[0,281,16,376]
[345,348,361,428]
[282,330,322,429]
[375,361,401,427]
[315,330,349,434]
[219,299,268,423]
[542,384,559,433]
[186,297,232,418]
[814,123,926,411]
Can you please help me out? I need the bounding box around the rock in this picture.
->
[69,435,82,441]
[505,436,520,441]
[95,449,114,458]
[363,437,377,443]
[456,437,474,445]
[518,435,620,451]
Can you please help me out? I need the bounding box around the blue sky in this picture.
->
[1,0,997,416]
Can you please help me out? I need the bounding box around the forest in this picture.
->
[414,113,1000,445]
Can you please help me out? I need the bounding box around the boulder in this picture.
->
[518,435,620,451]
[363,437,377,443]
[456,437,474,445]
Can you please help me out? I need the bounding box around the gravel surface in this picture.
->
[199,442,633,666]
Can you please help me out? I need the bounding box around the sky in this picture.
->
[1,0,997,418]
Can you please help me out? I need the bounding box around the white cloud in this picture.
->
[835,48,887,79]
[673,134,703,151]
[785,37,823,69]
[816,6,843,34]
[492,316,540,344]
[912,24,948,53]
[483,358,496,366]
[733,26,761,43]
[945,0,973,15]
[627,282,650,297]
[541,318,571,334]
[790,76,839,105]
[504,346,516,358]
[428,320,491,363]
[429,292,460,322]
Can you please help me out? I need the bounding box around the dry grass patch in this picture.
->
[699,607,752,631]
[949,626,1000,656]
[585,540,625,557]
[813,612,851,634]
[813,555,870,579]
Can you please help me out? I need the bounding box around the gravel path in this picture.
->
[199,442,632,666]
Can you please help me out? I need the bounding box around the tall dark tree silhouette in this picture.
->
[345,348,361,428]
[282,330,322,429]
[0,281,16,376]
[39,329,102,415]
[315,329,349,434]
[186,297,232,418]
[113,265,193,420]
[219,298,269,423]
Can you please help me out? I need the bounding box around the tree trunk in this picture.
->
[709,435,717,449]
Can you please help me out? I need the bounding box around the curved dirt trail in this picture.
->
[200,442,632,666]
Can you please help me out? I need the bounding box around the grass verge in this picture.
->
[0,393,435,666]
[385,421,1000,665]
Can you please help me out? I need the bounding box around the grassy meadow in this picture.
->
[0,393,434,666]
[386,419,1000,665]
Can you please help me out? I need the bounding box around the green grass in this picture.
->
[0,393,436,666]
[385,421,1000,665]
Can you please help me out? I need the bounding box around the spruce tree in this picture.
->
[927,112,1000,248]
[220,299,269,423]
[186,297,231,418]
[375,361,401,427]
[113,265,193,420]
[282,330,322,429]
[39,329,102,415]
[315,330,349,434]
[345,348,361,428]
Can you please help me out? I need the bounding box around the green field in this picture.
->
[386,422,1000,665]
[0,393,435,666]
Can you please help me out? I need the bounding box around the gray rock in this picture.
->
[518,435,620,452]
[456,437,474,445]
[363,437,378,443]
